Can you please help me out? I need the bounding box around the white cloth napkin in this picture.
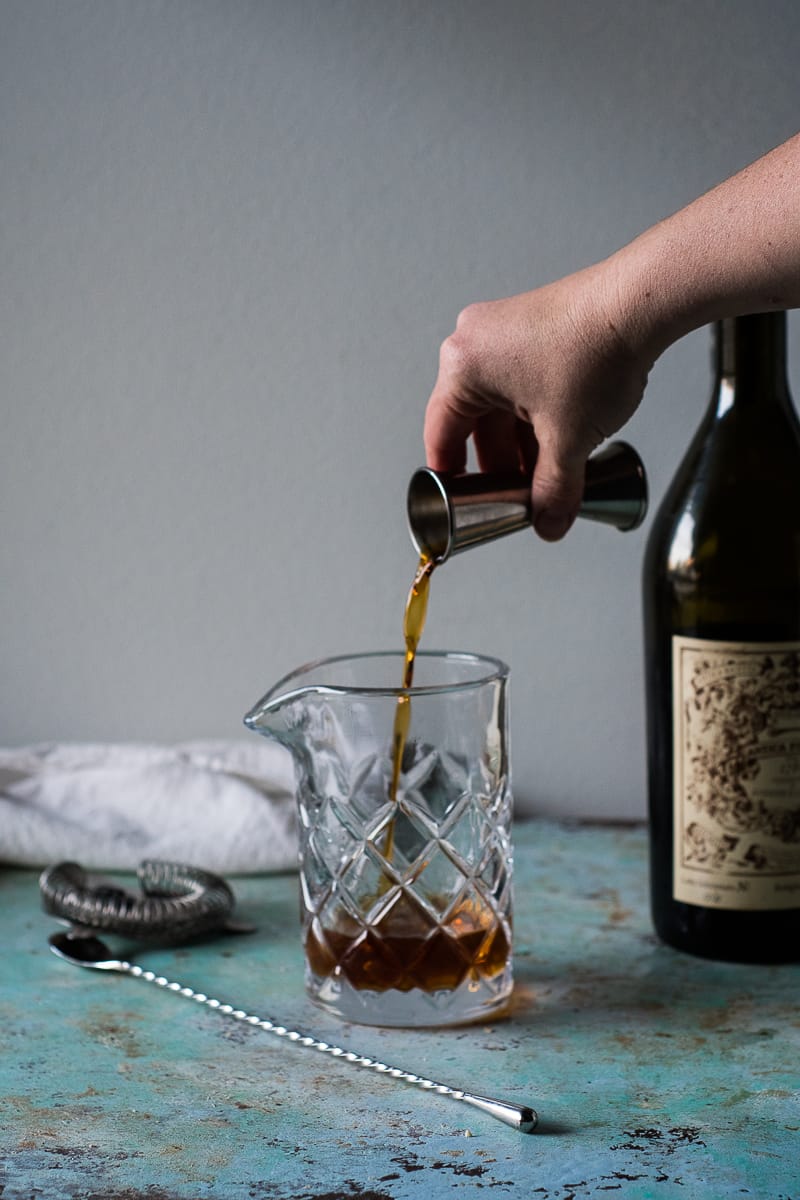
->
[0,740,298,874]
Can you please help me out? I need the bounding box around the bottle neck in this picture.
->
[712,311,790,412]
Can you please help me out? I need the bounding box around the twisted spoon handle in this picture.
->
[122,960,537,1134]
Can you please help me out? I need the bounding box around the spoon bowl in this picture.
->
[50,931,129,971]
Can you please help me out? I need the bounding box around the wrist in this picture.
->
[600,228,702,369]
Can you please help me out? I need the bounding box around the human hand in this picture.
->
[424,264,654,540]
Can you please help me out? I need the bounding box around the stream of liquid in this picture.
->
[379,551,435,865]
[388,551,435,803]
[303,548,511,997]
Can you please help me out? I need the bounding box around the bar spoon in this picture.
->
[49,930,538,1135]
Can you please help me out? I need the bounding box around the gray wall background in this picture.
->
[2,0,799,818]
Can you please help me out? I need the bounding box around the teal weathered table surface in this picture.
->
[2,820,798,1200]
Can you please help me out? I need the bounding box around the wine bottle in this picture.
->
[643,311,800,962]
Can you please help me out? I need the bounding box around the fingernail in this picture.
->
[534,509,573,540]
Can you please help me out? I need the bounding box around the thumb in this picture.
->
[530,438,588,542]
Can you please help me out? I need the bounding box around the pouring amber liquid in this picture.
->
[304,551,511,999]
[387,552,435,810]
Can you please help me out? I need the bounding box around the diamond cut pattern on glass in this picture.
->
[303,801,511,997]
[297,707,512,1021]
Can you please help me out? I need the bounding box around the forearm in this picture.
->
[424,133,800,539]
[609,133,800,359]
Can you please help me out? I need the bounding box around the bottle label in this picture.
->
[673,636,800,910]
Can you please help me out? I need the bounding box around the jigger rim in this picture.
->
[407,467,456,561]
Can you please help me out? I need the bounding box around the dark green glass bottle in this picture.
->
[643,311,800,962]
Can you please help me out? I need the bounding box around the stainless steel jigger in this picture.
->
[407,440,648,562]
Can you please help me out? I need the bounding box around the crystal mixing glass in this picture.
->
[245,651,513,1027]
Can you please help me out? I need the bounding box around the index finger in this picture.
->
[423,385,487,473]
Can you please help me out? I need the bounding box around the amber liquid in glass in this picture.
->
[305,891,510,994]
[305,552,510,995]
